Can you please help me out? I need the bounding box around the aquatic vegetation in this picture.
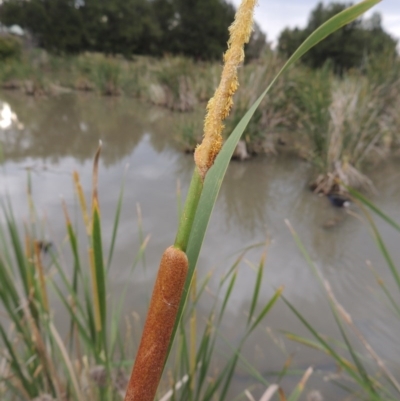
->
[0,36,399,187]
[225,52,288,155]
[285,190,400,400]
[174,114,204,153]
[0,163,289,401]
[289,59,400,194]
[151,57,197,112]
[92,56,122,96]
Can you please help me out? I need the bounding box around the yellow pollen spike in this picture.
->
[194,0,257,180]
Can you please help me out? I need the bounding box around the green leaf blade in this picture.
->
[167,0,382,363]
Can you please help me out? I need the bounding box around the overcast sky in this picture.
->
[230,0,400,45]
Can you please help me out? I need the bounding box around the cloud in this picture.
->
[230,0,400,44]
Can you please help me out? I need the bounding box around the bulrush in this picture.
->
[124,247,188,401]
[194,0,258,180]
[124,1,257,400]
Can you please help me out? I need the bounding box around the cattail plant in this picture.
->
[124,1,381,400]
[124,2,258,400]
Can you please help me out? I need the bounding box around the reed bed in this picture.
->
[299,70,396,194]
[2,46,399,189]
[0,148,133,400]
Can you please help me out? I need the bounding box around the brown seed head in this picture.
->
[124,246,188,401]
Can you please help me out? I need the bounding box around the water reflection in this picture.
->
[0,102,23,130]
[220,157,313,235]
[0,93,178,165]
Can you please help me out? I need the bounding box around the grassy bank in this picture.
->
[1,49,399,194]
[0,50,219,110]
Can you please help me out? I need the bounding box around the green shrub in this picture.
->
[0,35,21,60]
[93,56,122,96]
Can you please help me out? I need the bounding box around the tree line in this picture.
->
[0,0,243,60]
[278,2,397,73]
[0,0,397,70]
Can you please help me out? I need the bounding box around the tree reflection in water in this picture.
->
[0,92,179,166]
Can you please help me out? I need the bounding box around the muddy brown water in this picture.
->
[1,92,400,400]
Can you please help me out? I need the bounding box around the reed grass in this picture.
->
[0,166,308,401]
[301,71,392,194]
[283,186,400,400]
[225,52,290,156]
[0,141,143,400]
[150,57,198,112]
[1,32,399,184]
[175,49,400,173]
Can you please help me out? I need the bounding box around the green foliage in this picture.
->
[278,2,398,73]
[244,22,268,63]
[93,56,122,96]
[0,57,32,83]
[291,65,333,166]
[224,54,288,155]
[169,250,286,401]
[1,0,86,53]
[0,34,21,60]
[0,164,139,400]
[153,57,197,111]
[0,173,284,400]
[165,0,235,60]
[0,0,240,60]
[80,0,161,56]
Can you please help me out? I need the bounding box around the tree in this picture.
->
[151,0,175,54]
[167,0,236,60]
[1,0,86,53]
[245,22,268,62]
[80,0,161,56]
[0,0,266,60]
[278,2,398,73]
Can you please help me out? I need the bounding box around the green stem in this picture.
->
[174,168,203,252]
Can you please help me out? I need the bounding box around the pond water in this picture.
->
[1,92,400,400]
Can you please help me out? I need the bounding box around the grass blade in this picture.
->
[348,187,400,232]
[287,367,313,401]
[247,254,265,326]
[92,205,107,353]
[0,326,35,398]
[248,287,283,335]
[283,296,364,387]
[362,209,400,291]
[107,169,126,270]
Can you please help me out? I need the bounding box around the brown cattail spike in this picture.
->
[124,246,188,401]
